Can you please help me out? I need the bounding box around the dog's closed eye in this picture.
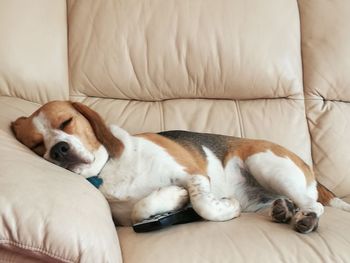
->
[59,118,73,130]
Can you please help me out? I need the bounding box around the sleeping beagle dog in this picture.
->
[11,101,350,233]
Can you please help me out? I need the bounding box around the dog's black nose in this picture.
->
[50,142,70,161]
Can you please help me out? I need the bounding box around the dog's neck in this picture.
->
[85,146,110,188]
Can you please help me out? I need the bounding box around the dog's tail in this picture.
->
[317,182,350,212]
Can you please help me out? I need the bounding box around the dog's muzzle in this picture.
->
[49,141,94,172]
[50,141,71,162]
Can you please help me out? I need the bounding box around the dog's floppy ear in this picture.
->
[71,102,124,158]
[11,116,29,140]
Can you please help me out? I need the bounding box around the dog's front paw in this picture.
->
[131,186,190,224]
[162,186,189,209]
[131,204,150,224]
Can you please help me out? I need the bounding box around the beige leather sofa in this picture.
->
[1,0,350,262]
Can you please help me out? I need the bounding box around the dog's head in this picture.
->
[11,101,111,178]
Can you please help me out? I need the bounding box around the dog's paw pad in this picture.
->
[294,211,319,234]
[271,198,296,223]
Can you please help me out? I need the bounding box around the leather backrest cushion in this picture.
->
[0,0,69,104]
[68,0,302,101]
[300,0,350,196]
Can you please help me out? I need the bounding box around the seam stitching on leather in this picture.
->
[234,100,245,137]
[65,0,70,101]
[0,240,75,263]
[0,258,15,263]
[69,94,350,102]
[296,0,317,174]
[158,101,165,130]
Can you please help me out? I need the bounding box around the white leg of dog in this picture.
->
[245,151,323,233]
[131,186,189,224]
[187,175,241,221]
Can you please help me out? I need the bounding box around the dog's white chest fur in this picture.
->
[98,129,189,225]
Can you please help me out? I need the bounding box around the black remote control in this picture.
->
[132,206,202,233]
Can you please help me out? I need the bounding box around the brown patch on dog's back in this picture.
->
[138,133,207,176]
[224,139,315,184]
[159,130,230,163]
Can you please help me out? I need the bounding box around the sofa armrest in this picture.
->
[0,97,122,262]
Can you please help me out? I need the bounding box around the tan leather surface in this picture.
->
[299,0,350,196]
[306,100,350,197]
[118,207,350,263]
[68,0,302,100]
[72,97,312,165]
[0,0,69,104]
[299,0,350,100]
[0,97,122,262]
